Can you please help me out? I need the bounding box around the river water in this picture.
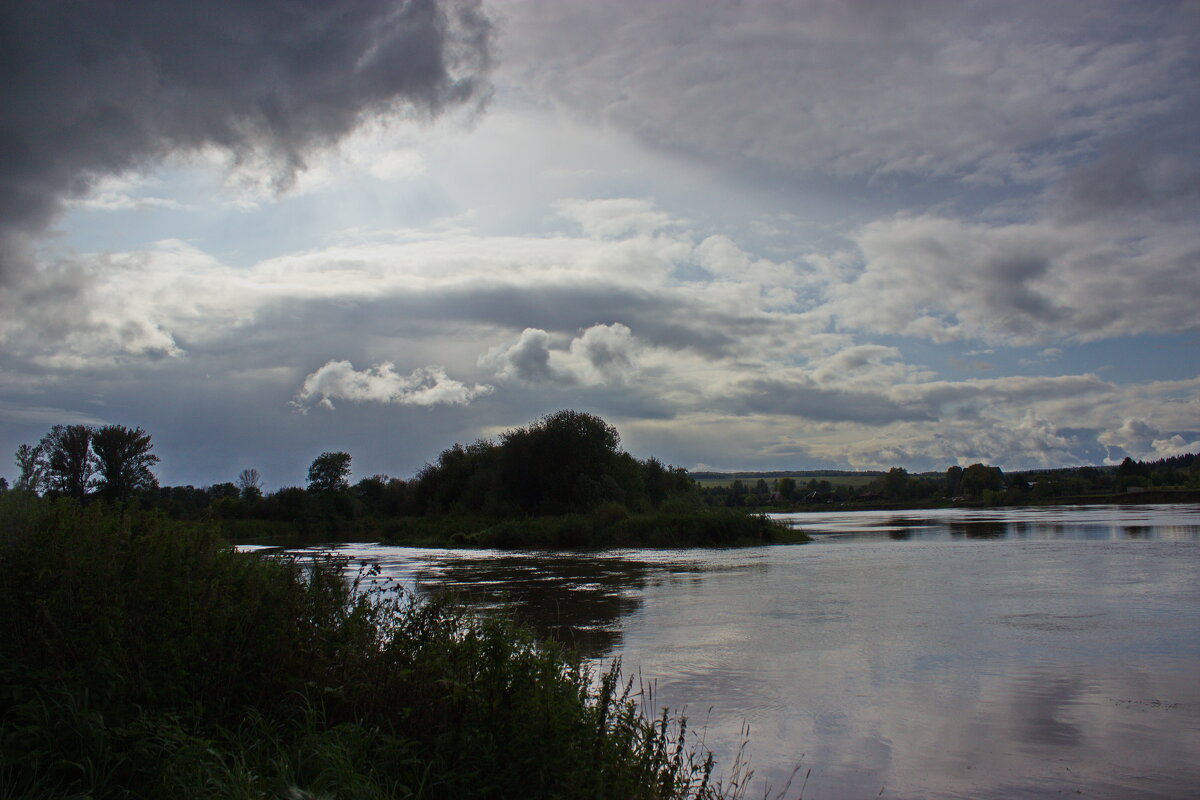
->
[278,504,1200,799]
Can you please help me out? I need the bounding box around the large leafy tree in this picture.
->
[91,425,159,502]
[308,451,352,493]
[961,463,1004,498]
[38,425,95,499]
[499,410,624,514]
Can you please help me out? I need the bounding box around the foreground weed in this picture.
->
[1,495,756,799]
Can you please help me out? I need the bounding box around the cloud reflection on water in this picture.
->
[283,505,1200,799]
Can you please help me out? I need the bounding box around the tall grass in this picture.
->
[0,494,749,799]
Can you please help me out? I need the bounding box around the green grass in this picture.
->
[0,494,757,799]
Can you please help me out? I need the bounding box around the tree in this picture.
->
[776,477,797,502]
[236,468,264,501]
[961,463,1004,498]
[499,410,623,514]
[879,467,909,500]
[308,451,352,493]
[945,465,964,497]
[643,457,668,507]
[208,482,240,501]
[91,425,159,502]
[753,478,770,500]
[38,425,94,499]
[14,443,43,493]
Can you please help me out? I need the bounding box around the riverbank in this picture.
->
[383,507,800,548]
[223,505,804,548]
[0,495,744,799]
[754,488,1200,515]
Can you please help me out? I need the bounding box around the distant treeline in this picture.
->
[7,410,785,547]
[692,469,884,481]
[704,453,1200,508]
[9,414,1197,538]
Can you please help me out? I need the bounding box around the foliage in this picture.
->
[775,477,796,502]
[14,443,42,494]
[0,496,740,799]
[36,424,94,499]
[497,409,625,514]
[16,410,1196,547]
[412,410,695,520]
[385,506,790,549]
[90,424,159,502]
[13,425,162,504]
[308,451,352,493]
[945,465,964,497]
[960,463,1005,498]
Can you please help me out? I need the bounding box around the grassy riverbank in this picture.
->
[0,495,749,799]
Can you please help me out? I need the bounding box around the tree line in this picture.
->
[702,453,1200,508]
[7,411,702,537]
[10,414,1198,523]
[10,424,158,502]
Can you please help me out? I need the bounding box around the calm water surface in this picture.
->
[282,505,1200,799]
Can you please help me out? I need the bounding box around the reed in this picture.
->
[0,494,750,799]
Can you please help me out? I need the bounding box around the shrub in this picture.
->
[0,495,739,799]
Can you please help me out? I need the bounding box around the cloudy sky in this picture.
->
[2,0,1198,488]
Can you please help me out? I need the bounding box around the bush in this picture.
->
[0,495,739,799]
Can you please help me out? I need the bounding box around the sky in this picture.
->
[1,0,1198,489]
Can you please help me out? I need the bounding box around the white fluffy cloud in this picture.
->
[556,198,675,239]
[480,323,641,386]
[4,195,1195,475]
[1099,418,1200,462]
[293,361,492,411]
[479,328,561,383]
[826,214,1200,345]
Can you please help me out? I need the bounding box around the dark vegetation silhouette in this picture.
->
[8,424,159,502]
[37,424,94,499]
[4,412,1195,537]
[679,454,1199,509]
[8,413,1197,539]
[7,411,785,548]
[0,495,746,799]
[90,425,159,502]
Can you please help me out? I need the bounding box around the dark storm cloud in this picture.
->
[0,0,493,282]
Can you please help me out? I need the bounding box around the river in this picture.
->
[276,504,1200,799]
